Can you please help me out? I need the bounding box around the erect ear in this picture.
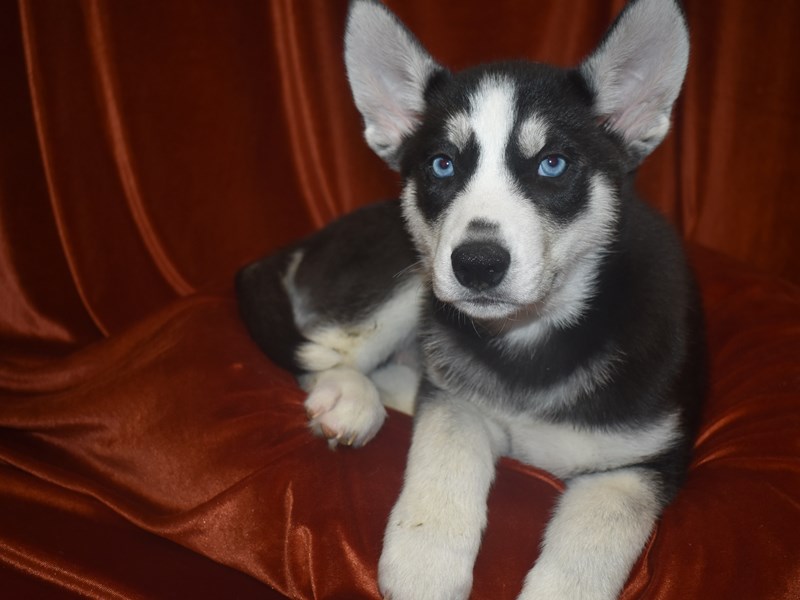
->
[580,0,689,164]
[345,0,443,170]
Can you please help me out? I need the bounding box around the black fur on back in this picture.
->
[235,200,418,375]
[236,249,308,376]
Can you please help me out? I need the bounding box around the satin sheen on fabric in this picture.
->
[1,0,799,598]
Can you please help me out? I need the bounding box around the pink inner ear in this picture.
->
[345,0,440,167]
[580,0,688,159]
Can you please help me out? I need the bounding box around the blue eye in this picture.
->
[537,155,568,178]
[431,155,455,178]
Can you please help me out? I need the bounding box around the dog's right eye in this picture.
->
[538,155,568,178]
[431,155,455,178]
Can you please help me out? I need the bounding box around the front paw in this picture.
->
[518,566,580,600]
[303,368,386,447]
[378,518,474,600]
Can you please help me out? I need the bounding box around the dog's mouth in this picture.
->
[432,273,535,321]
[450,295,523,321]
[434,270,558,325]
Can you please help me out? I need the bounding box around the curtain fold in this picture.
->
[268,0,339,228]
[677,0,800,280]
[18,0,184,337]
[1,0,101,356]
[82,0,196,298]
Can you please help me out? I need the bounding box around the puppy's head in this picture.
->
[345,0,688,325]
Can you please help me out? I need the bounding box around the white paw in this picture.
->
[304,368,386,448]
[518,565,620,600]
[378,515,474,600]
[518,566,579,600]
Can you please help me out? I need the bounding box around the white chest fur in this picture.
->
[497,410,680,479]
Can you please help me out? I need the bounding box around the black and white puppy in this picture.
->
[236,0,706,598]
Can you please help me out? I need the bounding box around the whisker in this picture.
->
[393,260,424,279]
[470,317,482,339]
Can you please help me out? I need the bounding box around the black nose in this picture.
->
[451,242,510,291]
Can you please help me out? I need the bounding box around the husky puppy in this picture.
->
[236,0,706,597]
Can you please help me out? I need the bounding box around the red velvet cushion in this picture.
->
[1,248,798,599]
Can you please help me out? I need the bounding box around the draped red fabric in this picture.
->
[1,1,798,598]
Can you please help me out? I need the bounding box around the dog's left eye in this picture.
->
[538,155,568,178]
[431,155,455,178]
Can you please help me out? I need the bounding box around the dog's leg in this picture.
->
[518,467,664,600]
[379,395,505,600]
[296,278,422,448]
[300,355,420,447]
[367,345,421,416]
[236,200,420,447]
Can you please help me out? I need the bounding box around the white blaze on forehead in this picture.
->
[518,114,549,159]
[440,77,521,239]
[469,77,517,174]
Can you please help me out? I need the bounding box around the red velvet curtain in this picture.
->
[3,0,799,358]
[1,1,799,598]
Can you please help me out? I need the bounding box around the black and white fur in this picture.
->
[236,0,706,598]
